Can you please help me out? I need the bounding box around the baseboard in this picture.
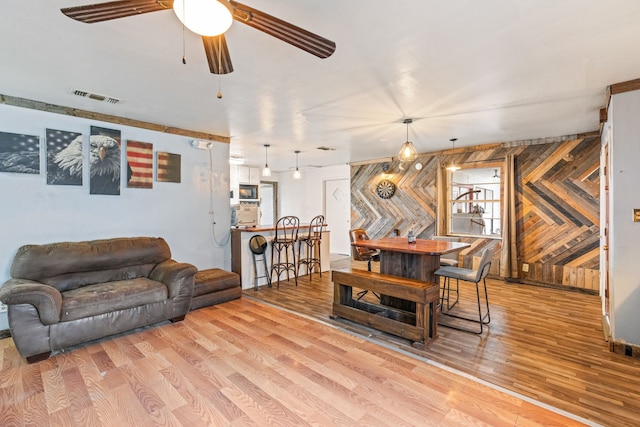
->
[610,340,640,358]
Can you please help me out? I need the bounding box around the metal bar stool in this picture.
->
[297,215,324,281]
[431,235,462,310]
[435,247,495,334]
[249,235,271,291]
[270,215,300,287]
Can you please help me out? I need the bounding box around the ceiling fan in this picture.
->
[60,0,336,75]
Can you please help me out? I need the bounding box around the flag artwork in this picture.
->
[126,140,153,189]
[156,152,181,183]
[0,131,40,174]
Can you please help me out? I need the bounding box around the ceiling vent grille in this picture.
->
[71,88,121,104]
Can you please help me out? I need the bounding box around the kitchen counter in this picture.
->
[231,226,331,290]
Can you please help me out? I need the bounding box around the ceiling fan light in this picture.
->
[173,0,233,37]
[398,141,418,162]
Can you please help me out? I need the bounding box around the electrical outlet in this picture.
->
[0,303,7,313]
[522,263,529,272]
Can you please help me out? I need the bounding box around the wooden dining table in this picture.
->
[351,237,470,283]
[351,237,470,313]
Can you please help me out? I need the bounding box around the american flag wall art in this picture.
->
[156,152,181,183]
[126,140,153,189]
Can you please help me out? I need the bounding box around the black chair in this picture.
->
[270,216,300,287]
[435,247,495,334]
[297,215,324,281]
[249,235,271,291]
[349,228,380,300]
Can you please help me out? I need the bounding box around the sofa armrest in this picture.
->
[0,279,62,325]
[150,260,198,298]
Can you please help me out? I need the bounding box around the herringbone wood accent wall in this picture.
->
[351,135,600,291]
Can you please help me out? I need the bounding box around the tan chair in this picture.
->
[435,246,496,334]
[349,228,380,300]
[297,215,324,280]
[270,216,300,287]
[431,235,461,267]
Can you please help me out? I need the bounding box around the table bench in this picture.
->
[330,268,439,349]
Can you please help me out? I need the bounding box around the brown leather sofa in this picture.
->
[0,237,197,363]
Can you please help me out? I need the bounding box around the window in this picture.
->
[448,167,502,237]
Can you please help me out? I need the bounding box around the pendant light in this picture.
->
[262,144,271,177]
[397,118,418,162]
[446,138,461,171]
[293,150,302,179]
[173,0,233,37]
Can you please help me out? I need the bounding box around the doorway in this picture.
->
[260,182,277,225]
[324,178,351,254]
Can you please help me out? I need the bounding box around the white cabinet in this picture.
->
[238,166,261,185]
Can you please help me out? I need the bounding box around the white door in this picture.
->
[260,183,274,225]
[324,178,351,254]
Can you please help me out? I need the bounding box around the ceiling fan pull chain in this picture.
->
[217,36,223,99]
[181,1,186,64]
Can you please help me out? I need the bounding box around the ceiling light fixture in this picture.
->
[446,138,461,171]
[173,0,233,37]
[397,118,418,163]
[293,150,302,179]
[262,144,271,177]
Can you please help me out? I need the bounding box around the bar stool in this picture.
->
[270,215,300,287]
[297,215,324,280]
[431,235,462,310]
[435,246,495,334]
[249,235,271,291]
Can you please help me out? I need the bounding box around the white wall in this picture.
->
[608,90,640,345]
[0,104,231,330]
[276,164,350,221]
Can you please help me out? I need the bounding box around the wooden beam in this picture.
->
[0,93,230,144]
[608,77,640,95]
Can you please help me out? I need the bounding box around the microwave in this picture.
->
[238,184,259,200]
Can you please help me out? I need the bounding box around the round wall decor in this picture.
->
[376,179,396,199]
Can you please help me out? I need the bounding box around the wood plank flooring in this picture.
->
[244,257,640,427]
[1,297,586,426]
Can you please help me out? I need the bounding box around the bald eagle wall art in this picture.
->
[47,129,83,185]
[0,131,40,174]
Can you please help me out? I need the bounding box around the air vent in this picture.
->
[71,88,121,104]
[316,146,336,151]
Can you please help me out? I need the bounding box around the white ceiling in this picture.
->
[2,1,640,173]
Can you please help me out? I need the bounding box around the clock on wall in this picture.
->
[376,179,396,199]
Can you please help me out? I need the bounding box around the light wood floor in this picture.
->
[243,257,640,427]
[1,296,586,426]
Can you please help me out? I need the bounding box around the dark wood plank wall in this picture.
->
[350,135,601,291]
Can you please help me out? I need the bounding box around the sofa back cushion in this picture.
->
[10,237,172,292]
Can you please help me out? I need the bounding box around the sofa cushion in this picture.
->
[193,269,240,297]
[60,278,168,322]
[11,237,171,291]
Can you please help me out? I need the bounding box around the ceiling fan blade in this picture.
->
[203,34,234,74]
[61,0,172,24]
[229,1,336,59]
